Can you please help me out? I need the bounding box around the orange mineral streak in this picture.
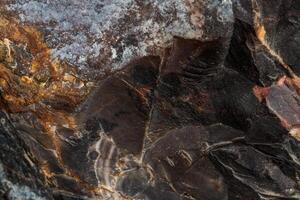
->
[41,163,56,179]
[0,14,90,124]
[252,0,300,90]
[0,15,57,76]
[0,14,95,192]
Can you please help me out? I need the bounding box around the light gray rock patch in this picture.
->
[7,0,204,74]
[0,163,46,200]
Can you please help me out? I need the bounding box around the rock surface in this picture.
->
[0,0,300,199]
[4,0,233,79]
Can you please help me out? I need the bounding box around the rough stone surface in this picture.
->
[5,0,233,78]
[0,0,300,200]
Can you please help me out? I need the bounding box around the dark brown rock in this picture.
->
[0,0,300,200]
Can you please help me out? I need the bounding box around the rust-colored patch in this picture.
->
[289,127,300,141]
[0,14,90,125]
[0,13,94,192]
[256,25,266,43]
[252,0,299,82]
[252,85,270,102]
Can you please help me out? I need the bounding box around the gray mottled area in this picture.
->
[6,0,233,75]
[0,162,46,200]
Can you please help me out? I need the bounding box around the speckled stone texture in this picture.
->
[4,0,233,79]
[0,0,300,200]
